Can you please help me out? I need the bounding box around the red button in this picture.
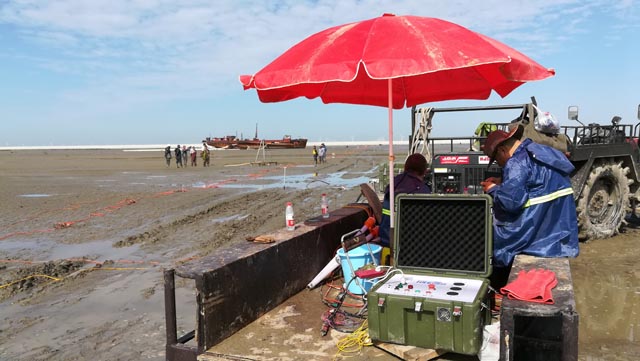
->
[408,284,413,289]
[428,283,436,290]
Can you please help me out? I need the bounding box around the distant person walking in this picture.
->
[190,146,197,166]
[164,145,172,167]
[182,145,188,167]
[319,143,327,163]
[312,146,318,166]
[175,145,183,168]
[202,142,210,167]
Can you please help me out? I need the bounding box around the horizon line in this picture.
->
[0,140,412,151]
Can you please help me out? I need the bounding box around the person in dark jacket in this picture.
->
[481,125,579,271]
[379,153,431,247]
[164,145,172,167]
[174,145,182,168]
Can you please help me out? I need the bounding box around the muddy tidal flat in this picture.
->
[0,147,638,361]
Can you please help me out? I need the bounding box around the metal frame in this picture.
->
[164,269,198,361]
[163,206,370,361]
[411,100,640,201]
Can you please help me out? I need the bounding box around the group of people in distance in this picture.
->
[164,142,210,168]
[312,143,327,165]
[381,122,579,289]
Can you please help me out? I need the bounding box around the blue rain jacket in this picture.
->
[380,172,431,246]
[488,138,579,267]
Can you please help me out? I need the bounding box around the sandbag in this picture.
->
[511,107,569,153]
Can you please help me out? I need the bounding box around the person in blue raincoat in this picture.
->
[380,153,431,247]
[481,124,579,271]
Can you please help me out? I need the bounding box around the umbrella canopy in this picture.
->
[240,14,554,107]
[240,14,554,250]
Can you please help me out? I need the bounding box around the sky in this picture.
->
[1,0,639,146]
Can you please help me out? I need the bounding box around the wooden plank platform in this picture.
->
[374,342,445,361]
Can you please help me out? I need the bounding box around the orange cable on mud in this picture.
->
[0,259,48,265]
[153,189,184,197]
[247,169,270,178]
[199,178,238,189]
[0,198,107,230]
[2,163,305,241]
[0,228,55,241]
[1,195,146,239]
[48,198,141,230]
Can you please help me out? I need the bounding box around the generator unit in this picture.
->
[367,194,493,355]
[431,153,502,195]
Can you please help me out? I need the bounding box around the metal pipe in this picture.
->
[429,104,528,112]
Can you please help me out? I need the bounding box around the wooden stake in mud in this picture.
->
[283,166,287,189]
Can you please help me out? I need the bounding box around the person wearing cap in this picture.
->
[379,153,432,248]
[481,125,579,273]
[318,143,327,163]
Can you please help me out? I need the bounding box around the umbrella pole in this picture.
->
[387,79,395,266]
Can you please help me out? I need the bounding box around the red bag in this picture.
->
[500,268,557,304]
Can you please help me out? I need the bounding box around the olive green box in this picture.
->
[367,194,493,355]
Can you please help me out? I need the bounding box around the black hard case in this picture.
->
[368,194,494,355]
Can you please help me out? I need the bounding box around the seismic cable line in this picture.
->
[0,196,118,230]
[0,162,310,242]
[319,278,368,337]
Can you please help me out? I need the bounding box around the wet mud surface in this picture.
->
[0,147,638,360]
[0,147,385,360]
[571,221,640,361]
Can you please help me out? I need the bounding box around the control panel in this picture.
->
[374,273,483,303]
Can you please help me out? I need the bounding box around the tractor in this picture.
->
[380,98,640,241]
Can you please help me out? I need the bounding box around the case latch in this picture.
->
[414,301,422,312]
[378,297,386,307]
[453,306,462,317]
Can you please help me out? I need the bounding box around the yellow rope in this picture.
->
[0,274,62,289]
[333,319,372,360]
[0,267,150,290]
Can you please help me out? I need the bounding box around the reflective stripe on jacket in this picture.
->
[524,187,573,208]
[488,138,579,267]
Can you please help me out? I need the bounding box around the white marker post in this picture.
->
[283,166,287,189]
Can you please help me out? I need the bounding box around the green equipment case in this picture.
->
[367,194,493,355]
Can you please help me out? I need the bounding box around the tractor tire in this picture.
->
[576,161,630,240]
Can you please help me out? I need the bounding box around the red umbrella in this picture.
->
[240,13,554,242]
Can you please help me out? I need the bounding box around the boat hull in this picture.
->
[204,137,307,149]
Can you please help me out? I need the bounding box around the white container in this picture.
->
[321,193,329,218]
[285,202,295,231]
